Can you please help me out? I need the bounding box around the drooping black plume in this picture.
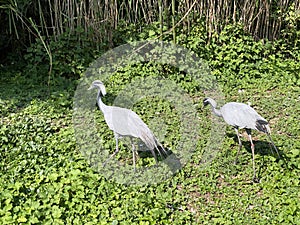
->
[255,119,269,134]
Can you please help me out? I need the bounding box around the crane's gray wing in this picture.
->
[102,105,166,160]
[102,106,139,136]
[124,110,157,150]
[221,102,267,131]
[102,106,154,141]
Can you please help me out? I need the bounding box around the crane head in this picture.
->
[88,80,106,96]
[203,97,218,108]
[203,98,209,107]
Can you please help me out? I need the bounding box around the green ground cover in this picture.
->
[0,23,299,224]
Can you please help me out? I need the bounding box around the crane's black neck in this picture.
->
[97,89,105,98]
[96,89,106,112]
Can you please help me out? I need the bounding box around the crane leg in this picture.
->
[103,136,120,167]
[130,138,136,172]
[246,130,258,182]
[234,128,242,164]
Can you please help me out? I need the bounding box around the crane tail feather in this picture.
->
[255,119,270,134]
[266,133,281,158]
[256,120,281,159]
[154,139,168,158]
[140,131,168,163]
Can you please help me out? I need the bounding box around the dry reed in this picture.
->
[1,0,299,46]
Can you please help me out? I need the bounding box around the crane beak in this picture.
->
[88,85,94,90]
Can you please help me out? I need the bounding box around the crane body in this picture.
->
[203,97,279,182]
[89,80,167,170]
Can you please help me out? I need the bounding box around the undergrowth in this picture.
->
[0,22,299,224]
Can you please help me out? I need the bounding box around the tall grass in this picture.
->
[1,0,299,49]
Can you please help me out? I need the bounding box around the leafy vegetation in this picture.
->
[1,6,300,225]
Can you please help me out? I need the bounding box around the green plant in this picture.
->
[1,17,299,224]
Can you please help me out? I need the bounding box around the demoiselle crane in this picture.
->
[88,80,167,171]
[203,97,280,181]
